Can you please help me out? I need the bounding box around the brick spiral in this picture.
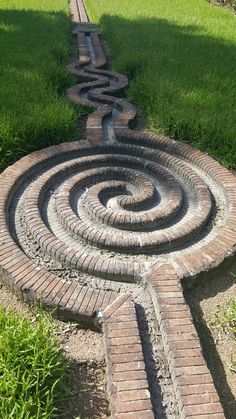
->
[25,142,213,247]
[2,127,235,285]
[0,15,235,285]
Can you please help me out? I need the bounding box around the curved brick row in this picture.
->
[0,142,119,323]
[22,146,213,255]
[1,138,225,287]
[0,0,235,417]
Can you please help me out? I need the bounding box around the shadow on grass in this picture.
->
[99,14,236,168]
[185,259,236,418]
[0,8,78,171]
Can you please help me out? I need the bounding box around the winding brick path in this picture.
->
[0,0,236,417]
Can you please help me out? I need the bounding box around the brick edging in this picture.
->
[144,263,225,418]
[102,293,154,418]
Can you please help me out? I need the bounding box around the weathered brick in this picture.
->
[114,370,147,382]
[179,383,216,396]
[115,389,150,402]
[182,392,220,406]
[103,293,132,319]
[111,352,144,364]
[110,336,141,347]
[183,402,224,416]
[116,380,148,392]
[114,411,154,419]
[114,399,152,414]
[113,361,145,373]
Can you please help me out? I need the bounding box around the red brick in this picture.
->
[114,411,154,419]
[115,389,150,402]
[113,361,145,373]
[179,383,217,396]
[108,314,137,323]
[177,374,213,387]
[111,344,141,354]
[114,370,147,382]
[183,402,224,416]
[172,356,206,368]
[114,399,152,414]
[184,415,225,419]
[175,365,209,377]
[111,352,144,364]
[110,336,141,346]
[116,380,148,392]
[106,321,138,330]
[103,292,132,319]
[182,392,220,406]
[108,328,140,338]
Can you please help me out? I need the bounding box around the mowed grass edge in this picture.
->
[0,0,79,171]
[85,0,236,168]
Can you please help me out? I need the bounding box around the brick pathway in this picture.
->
[0,0,235,417]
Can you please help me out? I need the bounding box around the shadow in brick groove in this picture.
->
[184,257,236,419]
[135,302,178,418]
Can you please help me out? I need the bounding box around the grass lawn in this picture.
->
[0,0,78,171]
[0,307,69,418]
[85,0,236,168]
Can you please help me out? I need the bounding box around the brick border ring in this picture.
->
[0,0,235,417]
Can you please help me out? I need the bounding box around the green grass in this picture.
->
[209,299,236,337]
[85,0,236,168]
[0,0,78,171]
[0,307,70,418]
[208,299,236,373]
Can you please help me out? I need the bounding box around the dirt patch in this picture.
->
[61,361,109,419]
[57,323,105,364]
[210,0,236,13]
[0,282,109,419]
[186,262,236,419]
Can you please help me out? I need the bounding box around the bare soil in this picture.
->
[0,282,109,419]
[210,0,236,13]
[186,261,236,419]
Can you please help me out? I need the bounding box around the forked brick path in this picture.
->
[0,0,236,417]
